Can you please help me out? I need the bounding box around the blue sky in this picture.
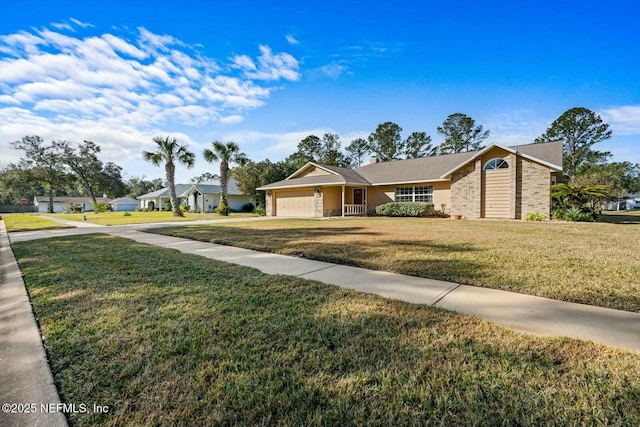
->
[1,0,638,183]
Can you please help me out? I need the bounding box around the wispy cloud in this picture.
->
[598,105,640,135]
[286,34,300,45]
[70,18,95,28]
[0,23,301,170]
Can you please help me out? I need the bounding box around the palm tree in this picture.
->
[203,141,247,216]
[142,136,195,217]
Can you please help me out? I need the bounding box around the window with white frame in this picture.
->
[395,185,433,203]
[484,158,509,170]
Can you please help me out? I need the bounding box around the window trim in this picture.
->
[484,158,509,170]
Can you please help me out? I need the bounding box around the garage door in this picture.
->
[482,169,511,218]
[276,189,315,217]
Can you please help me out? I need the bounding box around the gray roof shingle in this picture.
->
[257,141,563,190]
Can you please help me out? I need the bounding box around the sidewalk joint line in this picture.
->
[297,265,337,277]
[430,284,462,307]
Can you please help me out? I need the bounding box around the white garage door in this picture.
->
[276,189,315,217]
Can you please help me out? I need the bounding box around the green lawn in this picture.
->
[50,210,257,225]
[1,213,75,232]
[12,235,640,426]
[150,216,640,312]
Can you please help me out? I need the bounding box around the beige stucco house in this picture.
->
[257,140,563,219]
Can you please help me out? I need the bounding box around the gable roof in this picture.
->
[258,163,370,190]
[257,140,563,190]
[137,184,192,199]
[33,196,111,204]
[439,140,563,178]
[137,179,245,199]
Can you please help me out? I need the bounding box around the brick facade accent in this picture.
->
[518,158,551,218]
[451,159,482,219]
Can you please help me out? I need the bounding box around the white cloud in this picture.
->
[0,24,302,179]
[317,62,348,80]
[286,34,300,45]
[70,18,94,28]
[598,105,640,135]
[51,22,74,31]
[242,45,300,81]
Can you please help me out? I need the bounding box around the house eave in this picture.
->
[370,178,450,186]
[439,143,563,179]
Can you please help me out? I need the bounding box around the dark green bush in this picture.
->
[241,203,255,213]
[375,202,434,217]
[162,201,172,211]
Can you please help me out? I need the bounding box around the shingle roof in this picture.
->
[139,180,245,199]
[257,140,563,190]
[109,197,139,204]
[513,140,563,169]
[34,196,110,204]
[355,151,476,184]
[137,184,192,199]
[186,179,244,196]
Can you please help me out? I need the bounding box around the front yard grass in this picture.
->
[50,210,257,225]
[150,217,640,312]
[12,235,640,426]
[1,213,75,232]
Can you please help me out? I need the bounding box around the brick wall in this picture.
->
[519,158,551,218]
[451,159,481,219]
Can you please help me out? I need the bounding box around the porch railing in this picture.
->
[344,204,366,216]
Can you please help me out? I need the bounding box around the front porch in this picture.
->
[335,185,367,217]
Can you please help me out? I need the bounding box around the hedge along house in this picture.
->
[257,140,563,219]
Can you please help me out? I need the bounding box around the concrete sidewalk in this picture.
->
[0,221,67,427]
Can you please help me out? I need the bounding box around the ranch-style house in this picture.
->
[258,140,563,219]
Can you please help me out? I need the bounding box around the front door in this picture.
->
[353,188,363,204]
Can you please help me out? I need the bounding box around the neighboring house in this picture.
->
[137,184,192,211]
[137,179,253,212]
[258,140,563,219]
[109,197,139,212]
[33,196,111,213]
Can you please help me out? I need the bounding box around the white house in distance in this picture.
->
[137,179,253,212]
[109,197,139,212]
[33,196,111,213]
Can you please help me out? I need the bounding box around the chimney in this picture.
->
[370,154,378,164]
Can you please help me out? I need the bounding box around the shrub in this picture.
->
[94,202,108,213]
[552,208,595,222]
[216,200,229,216]
[254,207,266,216]
[123,212,132,217]
[375,202,434,217]
[241,203,255,213]
[179,204,190,213]
[148,201,155,211]
[162,201,172,211]
[525,212,547,221]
